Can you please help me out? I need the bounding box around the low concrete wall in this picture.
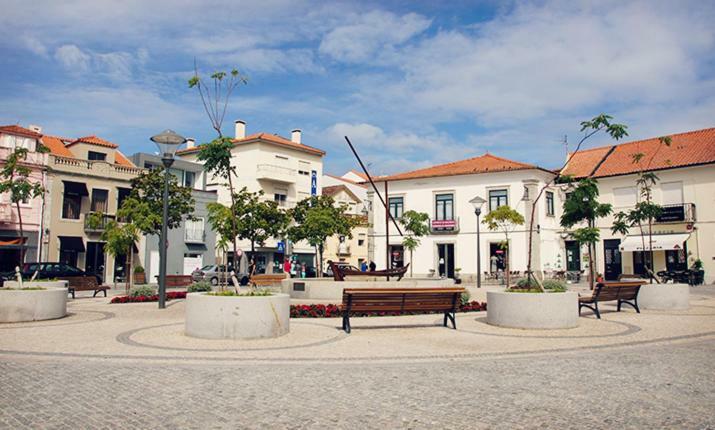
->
[487,291,579,329]
[185,293,290,340]
[638,283,690,310]
[0,283,69,323]
[281,278,455,301]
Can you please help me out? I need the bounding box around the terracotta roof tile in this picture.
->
[322,184,361,203]
[67,135,119,149]
[375,153,544,182]
[41,135,75,158]
[562,127,715,178]
[0,124,42,139]
[114,150,135,167]
[177,132,325,156]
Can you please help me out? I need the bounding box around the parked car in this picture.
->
[1,262,102,284]
[191,265,248,286]
[323,262,360,278]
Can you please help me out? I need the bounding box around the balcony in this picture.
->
[185,228,205,243]
[84,212,115,232]
[655,203,696,224]
[256,164,297,184]
[336,244,351,256]
[430,217,460,234]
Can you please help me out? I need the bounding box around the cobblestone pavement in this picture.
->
[1,286,714,428]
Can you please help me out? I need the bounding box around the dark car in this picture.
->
[5,262,102,284]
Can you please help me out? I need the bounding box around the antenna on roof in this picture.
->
[561,134,568,155]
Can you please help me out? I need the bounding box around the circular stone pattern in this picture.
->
[185,292,290,340]
[638,283,690,310]
[487,291,579,329]
[0,282,68,323]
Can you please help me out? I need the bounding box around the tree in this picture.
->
[206,202,233,287]
[0,147,45,267]
[525,114,628,289]
[189,65,247,272]
[287,195,358,277]
[97,217,139,294]
[560,178,612,289]
[400,210,430,277]
[482,205,525,289]
[233,188,289,260]
[611,136,672,283]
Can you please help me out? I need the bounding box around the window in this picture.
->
[358,239,365,246]
[388,197,403,219]
[298,170,310,176]
[62,193,82,219]
[117,188,131,211]
[184,171,195,188]
[275,155,289,160]
[274,193,287,206]
[546,191,555,216]
[489,189,508,211]
[88,151,106,161]
[90,189,108,213]
[435,194,454,220]
[185,218,204,242]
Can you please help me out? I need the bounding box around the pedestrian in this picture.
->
[300,263,307,278]
[368,261,376,272]
[290,259,298,278]
[283,257,291,276]
[360,261,368,272]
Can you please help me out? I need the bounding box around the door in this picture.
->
[437,244,455,278]
[565,240,581,272]
[149,250,160,284]
[389,245,404,268]
[85,242,105,282]
[489,243,506,273]
[603,239,622,281]
[183,254,203,275]
[666,244,687,272]
[633,251,652,277]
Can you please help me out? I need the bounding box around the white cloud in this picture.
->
[54,44,91,73]
[319,10,431,63]
[21,35,48,57]
[53,44,147,81]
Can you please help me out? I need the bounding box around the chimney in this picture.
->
[28,124,42,134]
[235,120,246,139]
[291,129,302,144]
[186,137,195,149]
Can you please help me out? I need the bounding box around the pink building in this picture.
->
[0,125,48,272]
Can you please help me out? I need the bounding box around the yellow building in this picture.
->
[322,184,369,271]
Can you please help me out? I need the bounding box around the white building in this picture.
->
[369,153,562,280]
[177,120,325,274]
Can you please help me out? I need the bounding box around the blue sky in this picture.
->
[1,0,714,176]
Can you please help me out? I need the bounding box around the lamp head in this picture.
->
[469,195,486,215]
[150,129,186,160]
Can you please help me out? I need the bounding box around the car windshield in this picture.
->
[200,265,215,271]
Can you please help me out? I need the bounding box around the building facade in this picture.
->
[370,154,562,280]
[0,125,48,272]
[129,153,218,280]
[321,183,369,270]
[177,120,325,274]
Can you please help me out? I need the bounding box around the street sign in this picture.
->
[277,241,285,253]
[311,170,317,196]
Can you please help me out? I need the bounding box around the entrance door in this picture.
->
[633,251,653,277]
[603,239,622,281]
[666,244,687,272]
[437,244,455,278]
[85,242,105,283]
[565,240,581,271]
[149,250,160,284]
[389,245,404,268]
[489,243,506,273]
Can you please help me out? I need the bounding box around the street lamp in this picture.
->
[469,196,486,288]
[150,129,186,309]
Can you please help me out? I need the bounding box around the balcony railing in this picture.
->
[256,164,297,184]
[655,203,696,224]
[430,217,460,234]
[336,245,351,256]
[185,228,205,243]
[84,212,115,232]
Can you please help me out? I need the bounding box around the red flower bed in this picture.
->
[290,301,486,318]
[110,291,187,304]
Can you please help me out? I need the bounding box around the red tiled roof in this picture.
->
[41,135,75,158]
[325,173,368,188]
[0,124,42,139]
[562,127,715,178]
[67,135,119,149]
[347,169,368,181]
[177,132,325,156]
[114,150,135,167]
[375,153,545,182]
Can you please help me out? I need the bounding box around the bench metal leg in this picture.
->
[342,314,351,334]
[618,299,639,313]
[579,303,600,319]
[69,289,75,299]
[443,312,456,329]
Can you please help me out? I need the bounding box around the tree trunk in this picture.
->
[410,249,413,278]
[227,173,239,274]
[16,201,25,268]
[125,247,132,295]
[318,243,324,279]
[505,246,511,288]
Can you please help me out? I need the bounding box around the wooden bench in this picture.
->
[340,288,465,333]
[579,281,645,319]
[250,273,287,287]
[59,276,109,299]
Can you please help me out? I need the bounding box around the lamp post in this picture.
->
[150,130,186,309]
[469,196,486,288]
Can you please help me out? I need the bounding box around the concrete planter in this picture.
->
[487,290,579,329]
[185,292,290,340]
[638,283,690,310]
[0,281,69,323]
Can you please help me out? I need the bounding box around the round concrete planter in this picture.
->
[638,283,690,310]
[185,292,290,340]
[487,290,579,329]
[0,281,69,323]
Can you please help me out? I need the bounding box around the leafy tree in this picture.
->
[525,114,628,287]
[287,195,358,277]
[482,205,525,289]
[0,147,45,266]
[233,188,290,259]
[611,136,672,282]
[189,65,247,271]
[98,217,139,294]
[400,210,430,277]
[560,178,612,289]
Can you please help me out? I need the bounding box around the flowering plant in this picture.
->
[290,301,486,318]
[110,291,187,304]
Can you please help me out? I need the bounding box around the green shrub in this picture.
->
[542,279,567,292]
[515,278,539,289]
[133,265,145,274]
[460,290,471,306]
[207,289,273,297]
[129,285,155,297]
[187,281,212,293]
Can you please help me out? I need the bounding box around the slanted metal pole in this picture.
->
[385,181,389,275]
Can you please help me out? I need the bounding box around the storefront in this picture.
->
[618,233,690,276]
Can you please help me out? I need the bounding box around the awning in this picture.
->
[619,233,690,252]
[62,180,89,196]
[58,236,86,252]
[186,243,208,252]
[0,237,26,246]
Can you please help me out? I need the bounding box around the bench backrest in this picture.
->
[251,273,287,285]
[594,281,644,301]
[342,288,464,313]
[58,275,98,288]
